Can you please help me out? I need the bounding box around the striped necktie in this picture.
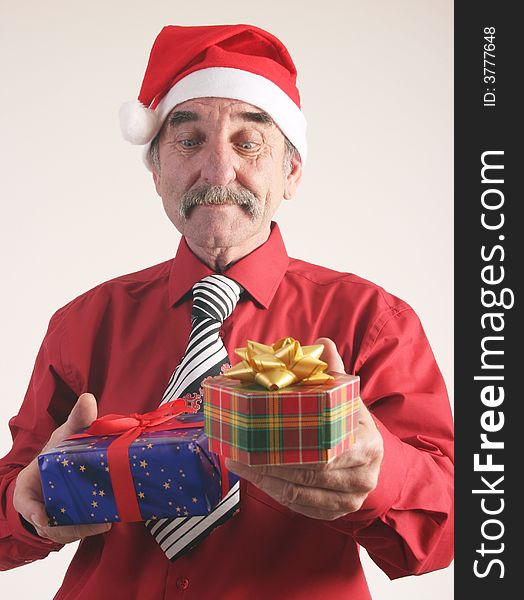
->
[145,274,243,560]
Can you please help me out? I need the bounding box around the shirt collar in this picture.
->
[168,222,289,309]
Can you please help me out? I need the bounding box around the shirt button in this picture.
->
[176,576,190,591]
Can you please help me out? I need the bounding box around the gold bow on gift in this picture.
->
[224,337,334,390]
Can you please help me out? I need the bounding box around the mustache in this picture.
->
[179,185,261,220]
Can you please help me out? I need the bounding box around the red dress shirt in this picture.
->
[0,223,453,599]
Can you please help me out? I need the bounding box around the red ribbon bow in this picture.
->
[67,399,210,523]
[82,398,199,438]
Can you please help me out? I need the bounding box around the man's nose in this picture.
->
[200,140,237,187]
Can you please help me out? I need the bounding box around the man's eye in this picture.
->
[238,142,257,150]
[179,139,199,148]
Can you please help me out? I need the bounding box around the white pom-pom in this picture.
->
[119,99,159,145]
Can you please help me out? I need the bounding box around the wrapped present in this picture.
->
[203,337,360,466]
[38,400,236,526]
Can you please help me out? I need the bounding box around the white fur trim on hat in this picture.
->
[135,67,307,170]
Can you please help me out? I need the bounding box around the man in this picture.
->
[0,24,453,598]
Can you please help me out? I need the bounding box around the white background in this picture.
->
[0,1,453,598]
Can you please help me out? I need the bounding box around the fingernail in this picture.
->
[30,513,42,527]
[31,513,51,530]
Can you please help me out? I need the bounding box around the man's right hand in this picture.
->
[13,393,112,544]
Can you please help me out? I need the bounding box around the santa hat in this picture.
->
[119,24,307,169]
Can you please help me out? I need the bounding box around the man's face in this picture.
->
[151,97,301,251]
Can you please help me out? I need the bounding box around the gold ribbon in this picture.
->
[224,337,334,390]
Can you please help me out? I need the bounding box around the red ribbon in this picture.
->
[67,399,207,523]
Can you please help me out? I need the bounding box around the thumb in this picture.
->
[314,337,346,374]
[47,393,98,448]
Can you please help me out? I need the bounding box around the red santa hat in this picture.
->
[119,24,307,169]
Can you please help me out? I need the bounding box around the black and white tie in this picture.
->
[145,274,243,561]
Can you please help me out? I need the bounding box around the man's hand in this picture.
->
[225,338,384,521]
[13,393,112,544]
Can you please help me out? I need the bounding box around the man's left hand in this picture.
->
[225,338,384,521]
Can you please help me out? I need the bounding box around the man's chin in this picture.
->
[180,206,262,244]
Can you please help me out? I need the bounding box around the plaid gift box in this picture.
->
[38,407,236,526]
[202,372,360,466]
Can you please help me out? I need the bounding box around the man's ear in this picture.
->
[283,153,303,200]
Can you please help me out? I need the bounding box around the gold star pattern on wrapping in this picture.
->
[79,465,86,472]
[91,501,98,508]
[138,491,145,499]
[139,460,148,468]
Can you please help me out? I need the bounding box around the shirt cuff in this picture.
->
[6,476,63,552]
[338,415,408,523]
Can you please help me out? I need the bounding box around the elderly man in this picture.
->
[0,24,453,599]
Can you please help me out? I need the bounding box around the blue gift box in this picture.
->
[38,416,236,526]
